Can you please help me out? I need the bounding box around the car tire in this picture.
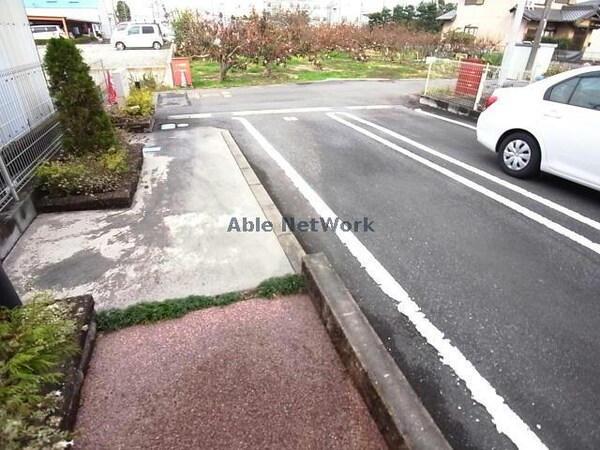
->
[115,42,125,51]
[152,41,162,50]
[497,132,541,178]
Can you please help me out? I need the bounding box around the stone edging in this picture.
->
[303,253,452,450]
[35,144,144,213]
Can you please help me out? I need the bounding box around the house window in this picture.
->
[464,26,478,36]
[464,0,485,5]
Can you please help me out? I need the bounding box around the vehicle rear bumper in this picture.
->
[476,111,500,153]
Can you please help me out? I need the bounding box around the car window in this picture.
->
[116,23,128,31]
[142,26,155,34]
[547,77,579,104]
[569,76,600,111]
[128,26,140,35]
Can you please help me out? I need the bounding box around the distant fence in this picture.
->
[422,58,532,112]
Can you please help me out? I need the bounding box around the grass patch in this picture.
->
[96,274,306,332]
[190,53,428,88]
[256,274,306,298]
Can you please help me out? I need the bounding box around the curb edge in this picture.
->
[303,253,452,450]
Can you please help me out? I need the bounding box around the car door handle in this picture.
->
[543,110,562,119]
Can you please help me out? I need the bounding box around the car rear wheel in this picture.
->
[152,41,162,50]
[497,132,541,178]
[115,42,125,51]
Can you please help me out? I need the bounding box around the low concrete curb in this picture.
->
[222,130,306,273]
[60,294,96,431]
[420,95,481,120]
[0,192,37,261]
[303,253,451,450]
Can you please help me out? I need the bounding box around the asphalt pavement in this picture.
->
[155,80,600,450]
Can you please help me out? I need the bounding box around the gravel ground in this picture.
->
[75,295,386,449]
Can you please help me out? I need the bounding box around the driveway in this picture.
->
[154,80,600,450]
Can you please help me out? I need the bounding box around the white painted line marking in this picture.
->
[337,112,600,233]
[283,117,298,122]
[232,106,332,116]
[235,116,548,450]
[415,108,477,131]
[176,123,189,128]
[160,123,176,130]
[142,146,161,153]
[330,113,600,255]
[166,113,213,119]
[222,91,232,98]
[347,105,394,110]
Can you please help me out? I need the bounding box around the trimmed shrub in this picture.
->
[124,88,154,118]
[36,147,130,198]
[44,38,116,156]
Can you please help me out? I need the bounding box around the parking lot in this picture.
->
[155,80,600,450]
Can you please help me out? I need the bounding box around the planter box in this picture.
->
[35,144,144,213]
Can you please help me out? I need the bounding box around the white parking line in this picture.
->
[235,116,548,450]
[415,108,477,131]
[337,112,600,233]
[232,106,333,116]
[166,113,213,119]
[330,113,600,256]
[347,105,395,110]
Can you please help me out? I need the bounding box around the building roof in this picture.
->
[437,9,456,22]
[518,3,600,24]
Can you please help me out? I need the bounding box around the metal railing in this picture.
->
[423,58,532,112]
[0,62,54,147]
[0,59,110,212]
[0,114,62,211]
[88,59,109,104]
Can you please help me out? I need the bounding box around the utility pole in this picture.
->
[525,0,554,73]
[0,264,21,308]
[498,0,528,85]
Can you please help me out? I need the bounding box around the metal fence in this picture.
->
[0,114,62,211]
[423,58,532,112]
[0,59,109,212]
[88,59,109,104]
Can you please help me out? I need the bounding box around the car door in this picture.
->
[126,25,141,48]
[539,72,600,187]
[141,25,156,48]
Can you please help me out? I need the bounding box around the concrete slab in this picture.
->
[4,127,292,310]
[75,295,387,449]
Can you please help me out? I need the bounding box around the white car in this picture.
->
[31,25,67,40]
[110,22,164,50]
[477,66,600,191]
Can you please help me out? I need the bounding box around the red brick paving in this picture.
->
[75,295,386,449]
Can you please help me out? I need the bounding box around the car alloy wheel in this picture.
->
[116,42,125,51]
[153,41,162,50]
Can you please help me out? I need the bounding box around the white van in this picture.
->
[110,23,164,50]
[31,25,67,40]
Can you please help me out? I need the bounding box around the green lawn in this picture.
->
[189,52,429,88]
